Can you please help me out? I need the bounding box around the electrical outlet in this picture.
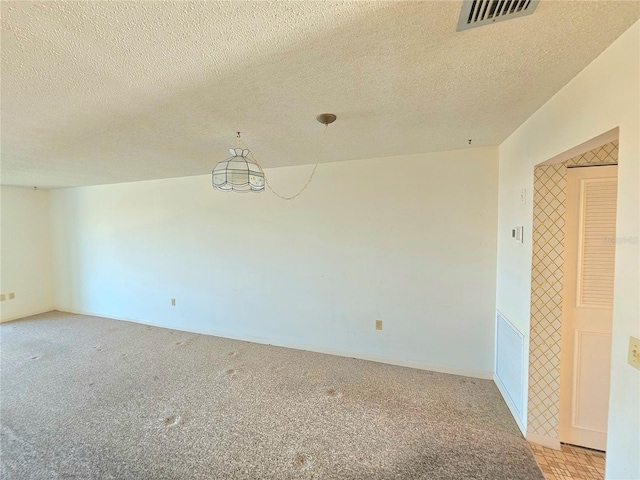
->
[520,188,526,205]
[171,298,176,306]
[629,336,640,370]
[8,292,15,300]
[375,320,383,331]
[0,294,5,302]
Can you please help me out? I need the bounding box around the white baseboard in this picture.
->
[494,373,526,436]
[56,308,494,380]
[0,308,55,324]
[527,432,561,450]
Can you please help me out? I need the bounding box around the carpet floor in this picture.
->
[1,311,543,479]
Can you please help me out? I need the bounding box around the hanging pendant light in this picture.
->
[212,114,336,198]
[212,146,265,193]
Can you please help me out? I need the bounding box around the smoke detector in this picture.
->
[457,0,540,31]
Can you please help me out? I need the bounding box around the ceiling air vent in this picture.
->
[457,0,540,31]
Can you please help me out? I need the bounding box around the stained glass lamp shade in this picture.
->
[212,148,265,193]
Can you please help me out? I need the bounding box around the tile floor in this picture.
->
[529,442,606,480]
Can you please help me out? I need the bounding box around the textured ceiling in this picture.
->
[1,1,639,188]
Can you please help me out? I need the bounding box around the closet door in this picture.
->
[559,165,617,451]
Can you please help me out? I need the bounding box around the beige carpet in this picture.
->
[1,311,543,479]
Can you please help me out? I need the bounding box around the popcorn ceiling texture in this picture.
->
[1,1,638,188]
[1,311,544,479]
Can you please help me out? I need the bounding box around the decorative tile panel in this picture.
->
[527,141,618,439]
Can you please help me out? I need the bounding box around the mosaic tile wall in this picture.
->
[528,141,618,440]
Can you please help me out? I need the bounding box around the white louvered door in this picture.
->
[559,165,617,451]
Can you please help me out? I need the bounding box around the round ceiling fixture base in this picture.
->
[316,113,337,125]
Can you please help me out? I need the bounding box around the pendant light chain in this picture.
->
[215,115,336,197]
[240,124,329,201]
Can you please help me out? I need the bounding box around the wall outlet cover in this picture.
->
[0,294,5,302]
[629,336,640,370]
[8,292,15,300]
[375,320,383,330]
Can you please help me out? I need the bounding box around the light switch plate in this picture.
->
[512,226,524,243]
[375,320,383,331]
[0,294,5,302]
[629,336,640,370]
[8,292,15,300]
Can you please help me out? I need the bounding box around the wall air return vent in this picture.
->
[457,0,540,31]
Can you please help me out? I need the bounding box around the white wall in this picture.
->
[0,187,55,322]
[51,147,499,378]
[496,21,639,479]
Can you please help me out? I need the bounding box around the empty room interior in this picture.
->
[1,1,639,479]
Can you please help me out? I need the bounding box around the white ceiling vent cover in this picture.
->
[457,0,540,31]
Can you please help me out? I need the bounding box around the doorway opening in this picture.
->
[527,128,619,462]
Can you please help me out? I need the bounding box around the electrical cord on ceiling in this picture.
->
[238,124,329,201]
